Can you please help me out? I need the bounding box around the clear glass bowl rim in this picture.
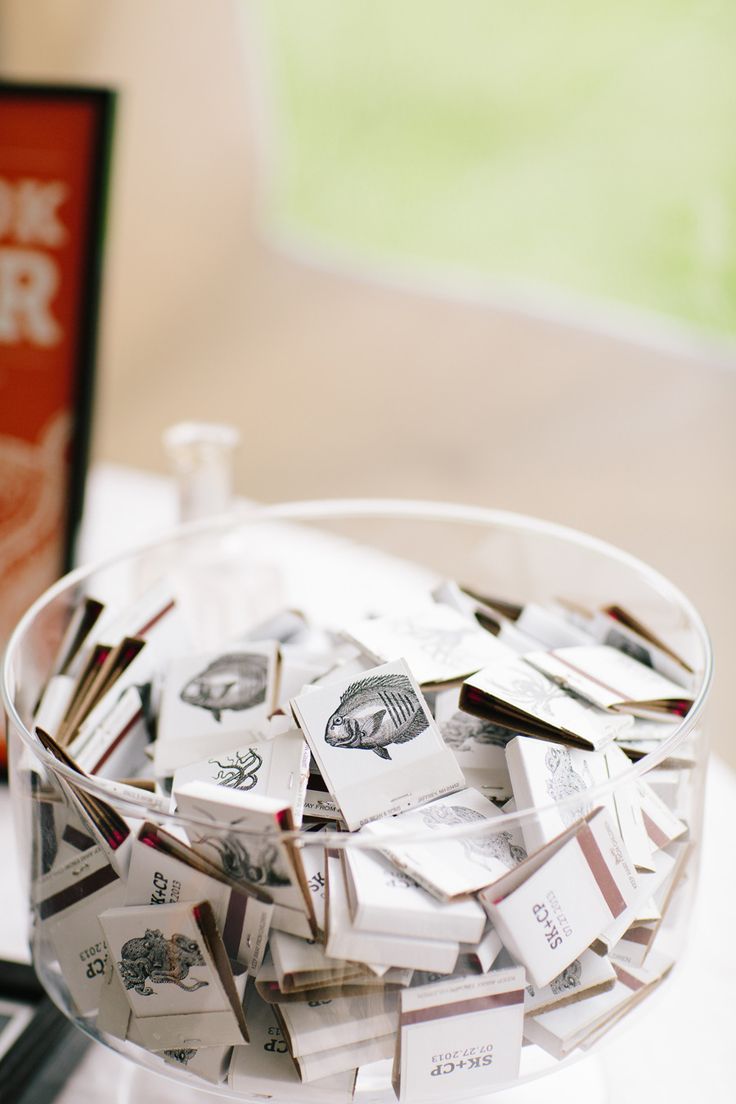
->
[1,497,713,847]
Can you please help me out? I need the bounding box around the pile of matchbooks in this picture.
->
[25,578,699,1102]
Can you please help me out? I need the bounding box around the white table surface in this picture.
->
[1,463,733,1103]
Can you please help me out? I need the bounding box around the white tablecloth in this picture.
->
[1,464,733,1102]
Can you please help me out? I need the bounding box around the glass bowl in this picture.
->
[2,500,712,1103]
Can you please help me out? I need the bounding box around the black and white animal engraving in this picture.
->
[549,958,582,995]
[420,805,527,869]
[489,665,563,713]
[180,653,269,722]
[391,617,479,665]
[526,958,582,1000]
[324,673,428,760]
[440,712,514,751]
[544,747,588,801]
[208,747,263,790]
[164,1048,196,1065]
[117,929,208,997]
[196,833,292,887]
[545,747,590,826]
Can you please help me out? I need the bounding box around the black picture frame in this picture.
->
[0,81,115,572]
[0,82,116,774]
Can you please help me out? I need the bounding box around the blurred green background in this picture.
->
[262,0,736,334]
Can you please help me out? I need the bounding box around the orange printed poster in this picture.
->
[0,85,114,643]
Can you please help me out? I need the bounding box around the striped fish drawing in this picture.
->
[324,673,429,760]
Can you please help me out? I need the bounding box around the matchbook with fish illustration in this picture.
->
[24,567,698,1099]
[155,643,279,774]
[291,659,465,830]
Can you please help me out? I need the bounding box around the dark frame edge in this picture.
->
[0,80,117,572]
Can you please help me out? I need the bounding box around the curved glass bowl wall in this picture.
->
[2,501,712,1102]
